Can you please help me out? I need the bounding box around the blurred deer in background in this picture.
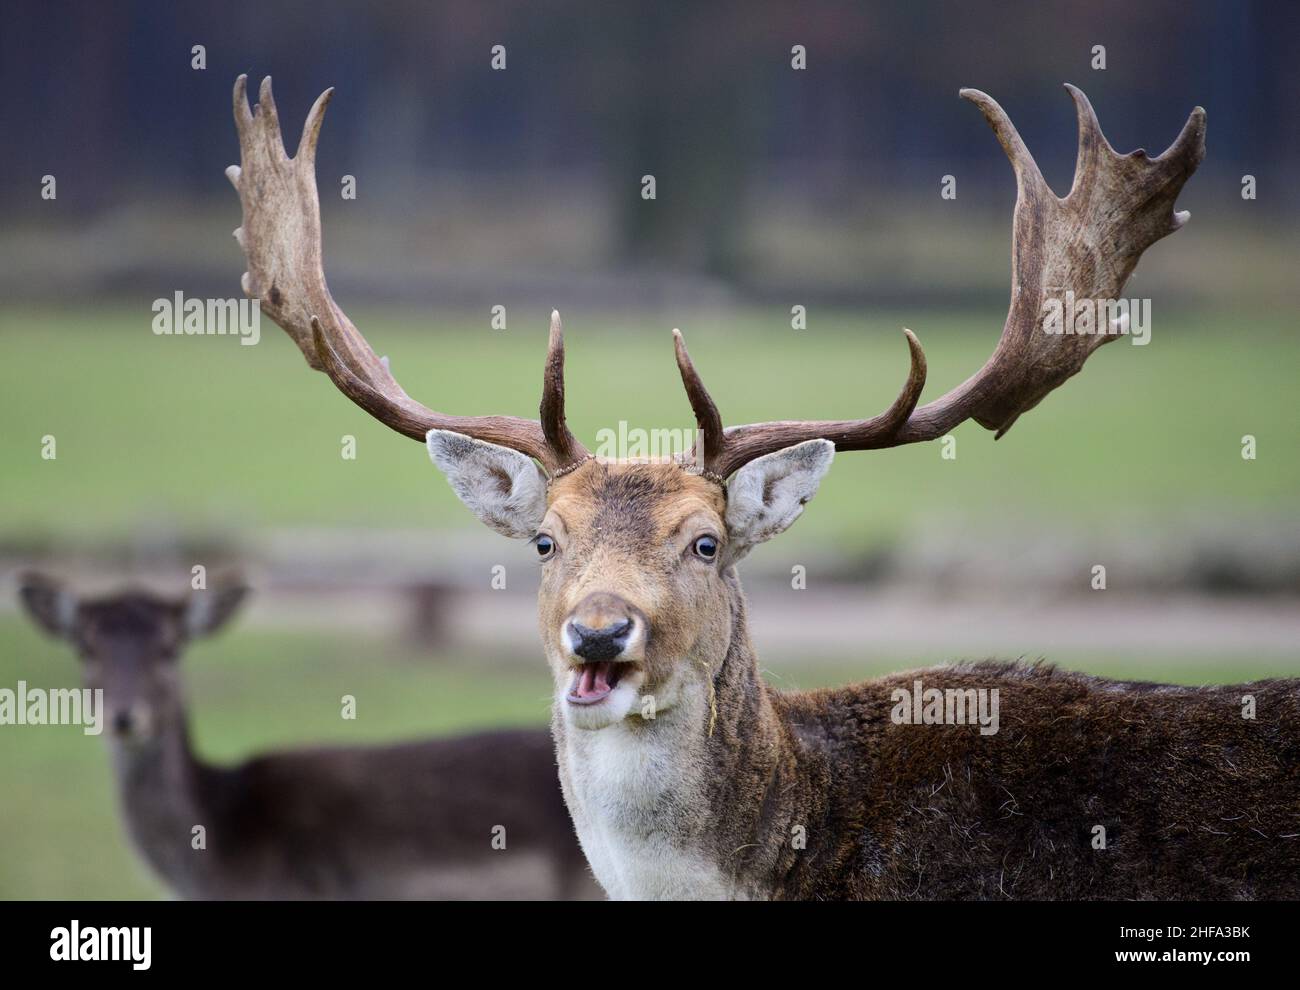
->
[229,75,1300,900]
[18,573,596,900]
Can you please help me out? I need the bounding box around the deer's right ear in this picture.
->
[426,430,549,539]
[17,572,78,639]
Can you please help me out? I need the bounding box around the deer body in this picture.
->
[112,721,587,900]
[557,582,1300,899]
[538,464,1300,901]
[225,76,1300,899]
[19,580,596,901]
[109,717,587,893]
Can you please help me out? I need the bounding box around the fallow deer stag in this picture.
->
[227,75,1300,900]
[18,574,597,900]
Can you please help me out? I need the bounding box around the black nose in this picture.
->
[568,619,633,661]
[112,711,135,735]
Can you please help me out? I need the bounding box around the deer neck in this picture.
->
[108,711,214,894]
[554,570,815,900]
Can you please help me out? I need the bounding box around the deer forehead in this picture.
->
[74,598,186,662]
[81,595,179,635]
[545,460,726,546]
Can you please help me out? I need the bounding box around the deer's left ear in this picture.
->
[426,430,549,539]
[724,439,834,563]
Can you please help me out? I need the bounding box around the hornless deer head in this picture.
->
[18,574,249,743]
[227,77,1203,732]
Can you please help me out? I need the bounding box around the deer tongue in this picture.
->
[574,661,617,700]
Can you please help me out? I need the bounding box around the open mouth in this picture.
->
[566,661,636,705]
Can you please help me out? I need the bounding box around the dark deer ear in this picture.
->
[17,572,78,639]
[184,580,250,639]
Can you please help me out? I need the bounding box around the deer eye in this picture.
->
[692,535,719,560]
[535,534,556,559]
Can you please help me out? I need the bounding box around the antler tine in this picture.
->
[1064,82,1113,198]
[232,73,253,139]
[296,86,334,165]
[958,87,1049,201]
[228,76,583,476]
[707,329,927,479]
[540,311,589,469]
[672,329,725,469]
[256,75,281,143]
[1159,101,1208,174]
[691,85,1203,478]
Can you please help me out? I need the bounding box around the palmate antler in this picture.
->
[229,77,1203,481]
[675,85,1206,478]
[226,75,587,475]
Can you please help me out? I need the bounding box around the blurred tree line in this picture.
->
[0,0,1292,281]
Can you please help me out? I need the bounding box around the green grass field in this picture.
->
[2,305,1297,548]
[2,613,1294,900]
[1,304,1297,898]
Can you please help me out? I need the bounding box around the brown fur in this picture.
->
[541,461,1300,900]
